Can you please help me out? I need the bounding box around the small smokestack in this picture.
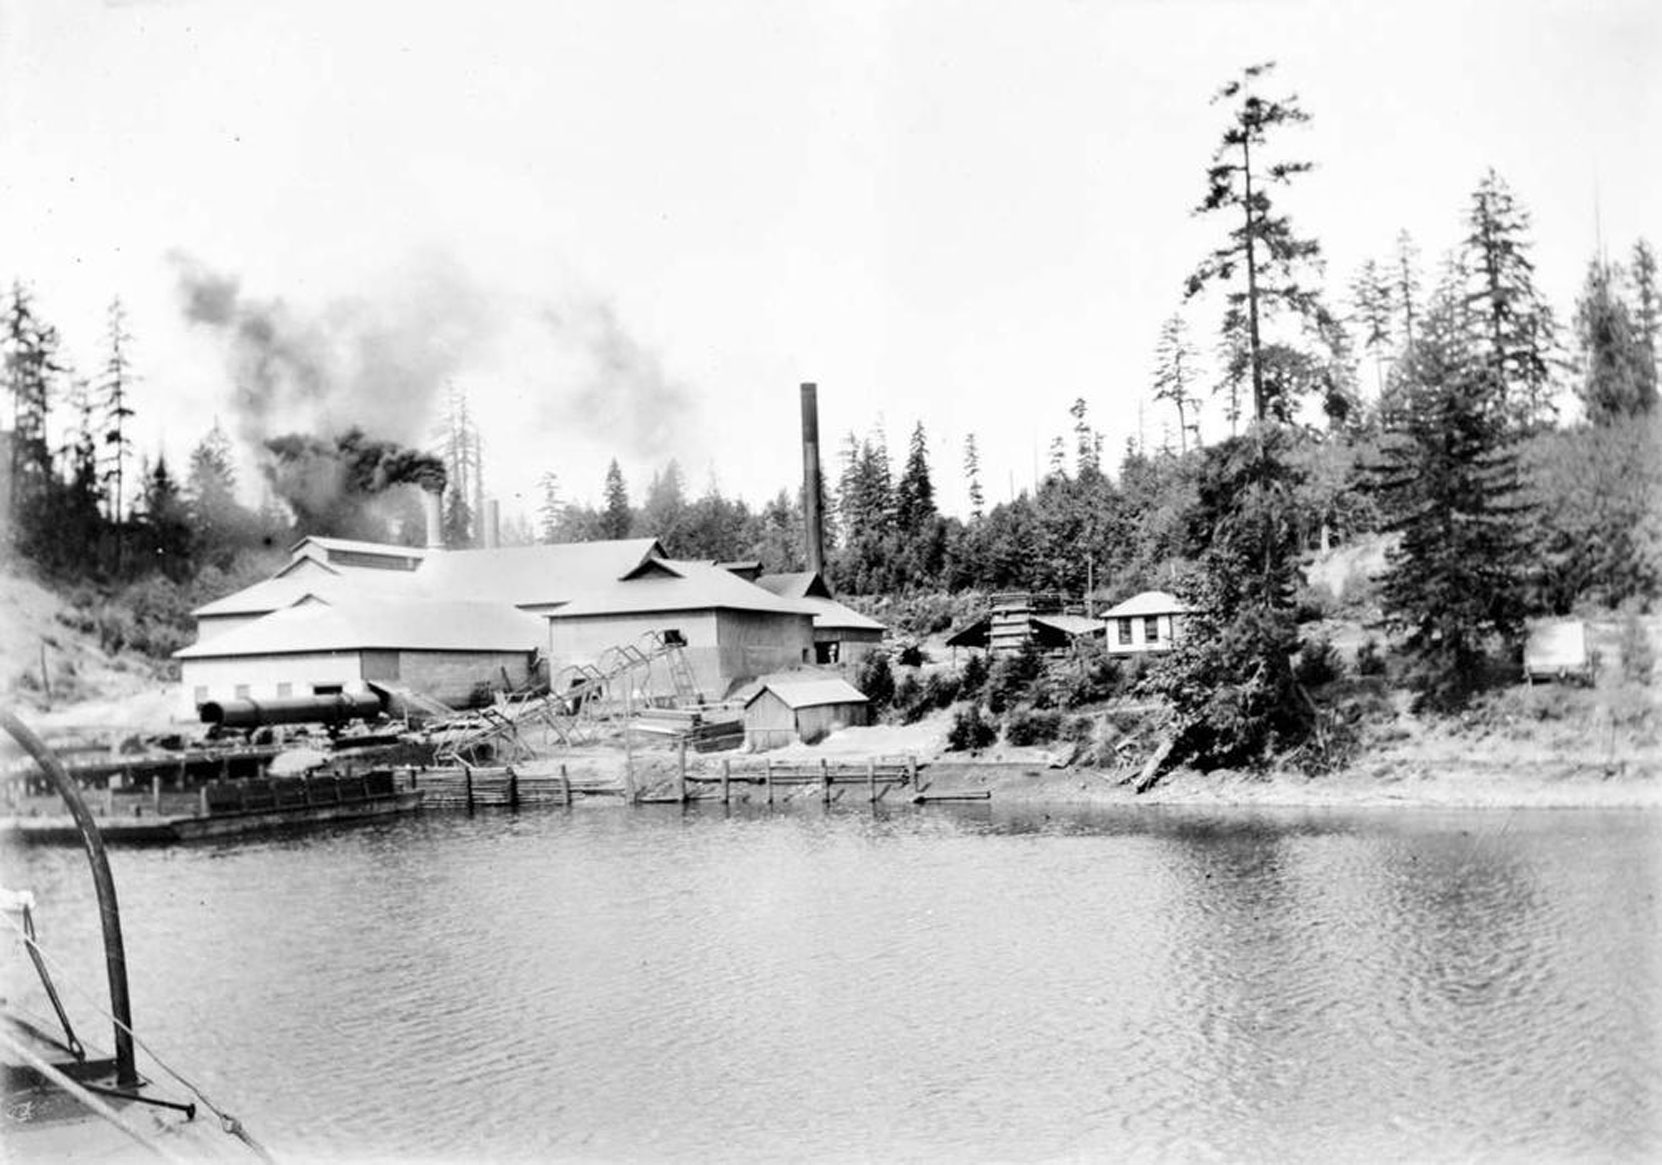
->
[422,489,443,549]
[484,499,500,550]
[800,382,825,577]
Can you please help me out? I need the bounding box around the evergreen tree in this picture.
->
[96,298,138,527]
[5,282,62,537]
[894,422,936,532]
[1575,256,1655,421]
[136,453,193,577]
[1349,259,1396,400]
[963,433,985,520]
[1069,398,1101,475]
[536,471,562,543]
[1394,229,1422,349]
[186,420,249,566]
[1185,61,1328,424]
[637,459,690,550]
[1461,169,1560,429]
[1628,238,1659,384]
[1151,315,1201,453]
[1373,286,1531,709]
[600,459,632,540]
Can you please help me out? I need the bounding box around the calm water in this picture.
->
[3,802,1659,1163]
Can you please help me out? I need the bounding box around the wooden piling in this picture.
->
[906,755,917,788]
[197,787,209,818]
[560,763,572,808]
[508,765,519,809]
[465,766,474,812]
[150,775,161,816]
[821,758,831,805]
[721,758,731,806]
[764,758,774,805]
[677,739,688,804]
[867,758,876,803]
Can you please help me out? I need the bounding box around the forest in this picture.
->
[5,63,1657,771]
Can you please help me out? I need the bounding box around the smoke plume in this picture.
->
[170,249,497,450]
[540,300,695,459]
[264,429,446,539]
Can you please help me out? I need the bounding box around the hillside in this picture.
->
[0,567,183,730]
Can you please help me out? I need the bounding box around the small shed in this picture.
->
[1523,620,1594,684]
[742,676,870,751]
[1101,591,1191,655]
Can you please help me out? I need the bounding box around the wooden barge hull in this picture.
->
[2,791,421,845]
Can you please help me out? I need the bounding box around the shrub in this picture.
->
[855,650,895,711]
[1355,636,1387,677]
[946,704,997,751]
[960,652,989,696]
[922,671,961,710]
[986,641,1044,714]
[1060,644,1121,708]
[893,674,922,720]
[896,641,928,668]
[1003,707,1063,746]
[1618,614,1655,685]
[1295,635,1343,687]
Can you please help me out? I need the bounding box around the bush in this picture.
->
[896,641,928,667]
[1354,636,1387,677]
[1618,614,1655,685]
[960,652,989,696]
[946,704,997,752]
[855,650,895,711]
[893,673,922,718]
[922,671,961,709]
[1059,644,1121,708]
[1295,635,1343,687]
[986,641,1044,714]
[1003,707,1063,746]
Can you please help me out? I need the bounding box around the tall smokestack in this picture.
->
[422,489,444,549]
[800,382,825,577]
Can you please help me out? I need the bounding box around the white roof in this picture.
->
[744,677,869,710]
[547,559,811,619]
[176,598,545,659]
[1100,590,1191,619]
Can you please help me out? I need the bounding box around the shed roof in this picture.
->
[756,571,833,601]
[191,570,420,618]
[176,599,546,659]
[1100,590,1191,619]
[546,559,812,619]
[1031,614,1106,638]
[743,676,869,710]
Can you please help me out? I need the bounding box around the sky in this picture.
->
[1,0,1657,526]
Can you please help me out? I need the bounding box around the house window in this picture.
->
[234,684,251,699]
[313,684,344,696]
[662,629,687,647]
[276,682,293,698]
[1117,618,1133,646]
[1144,615,1160,643]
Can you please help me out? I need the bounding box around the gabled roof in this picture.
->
[176,599,546,659]
[1100,590,1191,619]
[288,536,430,565]
[796,594,885,633]
[192,537,668,617]
[1031,614,1106,638]
[191,570,420,618]
[546,559,812,619]
[743,676,869,710]
[417,538,666,605]
[756,571,833,601]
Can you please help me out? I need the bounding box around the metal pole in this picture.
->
[0,709,139,1087]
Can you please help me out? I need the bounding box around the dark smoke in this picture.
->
[265,428,446,539]
[541,300,695,459]
[170,249,497,450]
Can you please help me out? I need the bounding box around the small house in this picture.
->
[742,676,870,751]
[1101,591,1190,655]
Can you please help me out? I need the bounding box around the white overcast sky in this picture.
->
[1,0,1657,523]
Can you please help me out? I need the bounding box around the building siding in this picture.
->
[547,610,723,700]
[180,648,534,719]
[715,610,815,696]
[1106,612,1183,655]
[743,689,869,751]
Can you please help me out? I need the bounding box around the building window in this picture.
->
[662,629,687,647]
[1117,618,1133,646]
[234,684,250,699]
[1144,615,1160,643]
[313,684,344,696]
[276,682,293,698]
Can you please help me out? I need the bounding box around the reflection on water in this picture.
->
[4,804,1658,1162]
